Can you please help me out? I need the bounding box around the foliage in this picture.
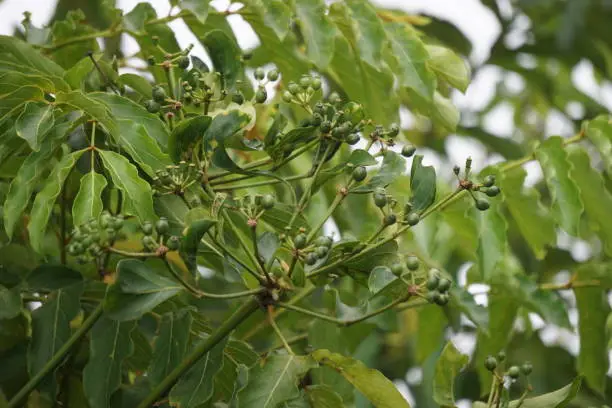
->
[0,1,611,407]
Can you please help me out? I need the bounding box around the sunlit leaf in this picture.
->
[433,341,468,407]
[72,171,107,227]
[426,45,470,93]
[293,0,337,69]
[14,101,54,151]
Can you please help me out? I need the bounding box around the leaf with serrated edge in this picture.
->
[311,349,410,408]
[535,136,583,236]
[15,101,54,151]
[28,150,85,252]
[433,341,469,407]
[72,171,107,227]
[585,115,612,175]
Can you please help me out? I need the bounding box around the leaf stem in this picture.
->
[267,306,294,354]
[137,298,260,408]
[213,173,309,191]
[107,247,159,258]
[162,258,203,297]
[8,303,104,408]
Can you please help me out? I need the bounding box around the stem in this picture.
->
[365,224,387,244]
[137,298,260,408]
[165,67,176,100]
[60,187,67,264]
[163,258,203,297]
[306,191,345,242]
[107,247,159,258]
[213,174,309,191]
[8,304,104,408]
[268,306,294,354]
[260,333,308,355]
[539,280,600,291]
[250,226,274,285]
[486,375,498,407]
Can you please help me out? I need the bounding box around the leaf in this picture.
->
[535,136,583,236]
[169,115,212,162]
[351,151,405,193]
[516,275,571,329]
[169,336,228,407]
[54,90,118,135]
[367,266,407,302]
[237,354,316,408]
[203,109,252,150]
[306,384,346,408]
[28,283,83,396]
[573,264,609,395]
[118,73,153,98]
[180,0,208,24]
[72,171,107,227]
[257,231,279,265]
[425,45,470,92]
[497,168,556,259]
[99,150,156,223]
[293,0,337,69]
[433,341,469,407]
[27,264,82,291]
[181,219,217,274]
[449,287,488,332]
[28,149,85,252]
[385,23,436,103]
[585,115,612,175]
[148,310,193,386]
[202,30,241,89]
[14,101,54,151]
[474,192,508,283]
[311,349,410,408]
[0,35,65,78]
[0,285,21,320]
[345,240,399,273]
[240,0,292,40]
[567,147,612,256]
[82,317,136,408]
[409,155,436,212]
[478,376,582,408]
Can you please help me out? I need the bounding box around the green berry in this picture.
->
[483,175,496,187]
[299,75,312,89]
[315,246,328,258]
[346,133,360,145]
[384,214,397,226]
[294,233,307,249]
[391,263,403,277]
[437,278,451,292]
[288,82,300,95]
[254,67,265,80]
[406,212,420,226]
[314,236,333,248]
[177,56,190,69]
[497,351,506,362]
[144,100,161,113]
[453,165,460,175]
[152,86,166,103]
[232,91,245,105]
[476,198,490,211]
[374,193,387,208]
[282,91,293,103]
[166,235,180,251]
[401,145,416,158]
[267,69,279,81]
[311,77,322,90]
[507,366,520,379]
[311,113,323,127]
[142,235,157,250]
[112,216,124,230]
[389,123,400,137]
[255,88,267,104]
[261,194,275,210]
[436,293,449,306]
[406,256,420,271]
[155,217,169,235]
[352,166,367,182]
[426,275,439,291]
[484,356,498,371]
[320,120,332,133]
[329,92,341,104]
[485,186,501,197]
[142,222,154,235]
[305,253,317,266]
[521,362,533,376]
[105,228,117,241]
[147,56,156,66]
[425,291,437,303]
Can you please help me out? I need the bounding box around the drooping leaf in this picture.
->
[497,168,556,259]
[293,0,337,69]
[311,349,410,408]
[202,30,242,89]
[474,193,508,283]
[104,259,184,321]
[410,155,436,212]
[72,171,107,227]
[237,354,316,408]
[425,45,470,92]
[14,101,54,151]
[28,149,85,252]
[169,115,212,162]
[351,151,405,193]
[54,90,118,135]
[345,240,399,273]
[181,219,217,274]
[180,0,209,24]
[535,136,583,236]
[306,384,346,408]
[433,341,469,408]
[82,317,136,408]
[118,73,153,99]
[0,285,21,320]
[585,115,612,175]
[99,150,156,223]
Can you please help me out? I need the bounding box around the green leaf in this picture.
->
[0,35,65,78]
[240,0,292,40]
[368,266,407,301]
[293,0,337,69]
[385,23,436,103]
[169,115,212,162]
[475,194,508,282]
[345,240,399,273]
[180,0,208,24]
[257,231,279,265]
[204,109,252,150]
[181,219,217,274]
[410,155,436,212]
[535,136,583,236]
[149,310,193,386]
[72,171,107,227]
[14,101,54,151]
[64,56,94,90]
[104,259,183,321]
[585,115,612,175]
[567,147,612,256]
[82,317,136,408]
[202,30,242,89]
[516,275,571,329]
[169,336,228,407]
[28,283,83,396]
[118,73,153,98]
[474,377,583,408]
[449,287,488,332]
[497,168,556,259]
[433,341,469,407]
[99,150,156,223]
[306,384,346,408]
[27,264,82,291]
[573,264,609,395]
[311,349,410,408]
[0,285,21,320]
[213,339,259,402]
[28,149,85,253]
[238,354,316,408]
[55,90,118,134]
[425,45,470,92]
[351,151,405,193]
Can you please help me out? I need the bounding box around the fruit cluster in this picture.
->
[293,232,333,266]
[141,217,180,252]
[424,268,452,306]
[67,212,124,263]
[234,193,276,224]
[152,161,203,197]
[454,157,502,212]
[485,352,533,380]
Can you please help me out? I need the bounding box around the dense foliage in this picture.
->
[0,0,611,407]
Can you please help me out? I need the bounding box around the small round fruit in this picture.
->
[406,212,420,226]
[352,166,367,182]
[346,133,360,145]
[314,236,333,248]
[329,92,341,104]
[311,113,323,127]
[299,75,312,89]
[254,67,265,80]
[232,91,245,105]
[426,275,439,291]
[483,175,496,188]
[152,86,166,103]
[166,235,180,250]
[476,198,490,211]
[105,228,117,241]
[391,263,403,277]
[320,120,332,133]
[485,186,501,197]
[155,217,169,235]
[255,88,267,103]
[401,144,416,158]
[484,356,498,372]
[142,222,154,235]
[425,291,437,303]
[453,165,460,175]
[384,214,397,226]
[311,77,322,90]
[282,91,293,103]
[288,82,300,95]
[112,216,124,230]
[374,193,387,208]
[436,293,449,306]
[142,235,157,250]
[521,362,533,376]
[147,56,156,66]
[389,123,400,137]
[507,366,520,379]
[437,278,451,292]
[144,100,161,113]
[315,246,328,258]
[305,253,317,266]
[261,194,275,210]
[406,256,420,271]
[294,233,307,249]
[267,69,279,81]
[177,56,190,69]
[497,351,506,362]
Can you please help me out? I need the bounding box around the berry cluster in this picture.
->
[281,74,323,106]
[424,268,452,306]
[141,217,180,252]
[293,233,333,266]
[152,161,203,197]
[67,212,124,263]
[242,67,279,105]
[484,352,533,381]
[234,194,276,226]
[371,187,399,226]
[454,157,501,211]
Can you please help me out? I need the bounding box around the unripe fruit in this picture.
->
[155,217,169,235]
[294,234,307,249]
[142,235,157,250]
[497,351,506,362]
[329,92,341,104]
[254,67,265,80]
[305,253,317,266]
[166,235,180,250]
[267,69,279,81]
[352,166,367,182]
[315,246,328,258]
[152,86,166,103]
[255,88,267,103]
[389,123,400,137]
[282,91,293,103]
[288,82,300,95]
[437,278,451,292]
[311,113,323,127]
[453,165,460,175]
[485,186,501,197]
[374,193,387,208]
[177,56,190,69]
[406,212,420,226]
[112,216,124,230]
[436,293,449,306]
[145,100,161,113]
[311,77,322,90]
[147,56,156,66]
[346,133,360,145]
[406,256,420,271]
[320,121,332,133]
[401,144,416,158]
[507,366,520,379]
[521,362,533,376]
[483,175,496,187]
[476,198,490,211]
[232,91,245,105]
[142,222,154,235]
[430,291,442,304]
[261,194,275,210]
[391,263,403,277]
[314,236,333,248]
[299,75,312,89]
[484,356,498,371]
[384,214,397,226]
[426,276,439,291]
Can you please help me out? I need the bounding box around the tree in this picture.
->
[0,1,610,407]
